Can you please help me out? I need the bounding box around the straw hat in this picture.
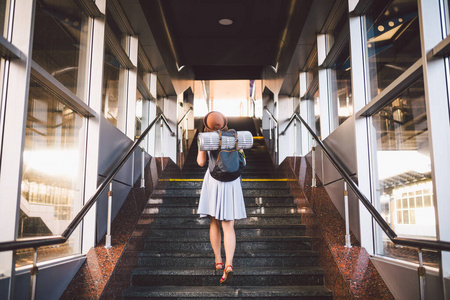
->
[203,111,228,131]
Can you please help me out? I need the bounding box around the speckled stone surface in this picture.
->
[278,157,394,300]
[60,157,171,300]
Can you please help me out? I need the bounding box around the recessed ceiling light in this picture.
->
[219,18,233,26]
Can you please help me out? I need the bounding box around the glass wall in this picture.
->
[136,89,143,139]
[313,88,320,137]
[329,44,352,126]
[102,42,127,131]
[372,78,437,267]
[0,0,9,37]
[106,6,125,50]
[365,0,421,99]
[32,0,90,101]
[18,77,85,266]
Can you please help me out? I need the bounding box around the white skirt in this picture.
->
[197,171,247,221]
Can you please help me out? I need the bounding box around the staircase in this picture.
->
[122,118,332,299]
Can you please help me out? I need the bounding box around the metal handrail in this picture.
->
[279,113,299,136]
[288,112,450,252]
[177,108,192,126]
[0,113,175,252]
[263,107,278,123]
[160,114,176,136]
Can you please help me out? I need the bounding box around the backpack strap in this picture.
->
[218,130,222,150]
[234,130,238,150]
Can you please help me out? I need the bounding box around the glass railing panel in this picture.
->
[17,77,86,267]
[372,77,438,267]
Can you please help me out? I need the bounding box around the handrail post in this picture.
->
[105,183,113,249]
[185,117,189,141]
[269,118,272,140]
[160,118,164,157]
[160,118,164,170]
[274,123,278,153]
[30,247,38,300]
[311,142,317,187]
[179,125,183,154]
[418,249,426,300]
[140,147,145,188]
[294,119,297,156]
[344,182,352,248]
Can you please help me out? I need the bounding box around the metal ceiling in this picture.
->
[139,0,314,80]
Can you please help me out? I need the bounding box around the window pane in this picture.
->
[136,89,143,139]
[0,0,9,37]
[373,78,437,267]
[106,7,125,50]
[32,0,90,100]
[314,89,320,137]
[18,77,85,266]
[330,42,352,127]
[102,43,127,131]
[365,0,421,99]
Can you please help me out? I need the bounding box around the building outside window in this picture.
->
[18,77,86,267]
[32,0,90,101]
[372,78,437,267]
[365,0,421,99]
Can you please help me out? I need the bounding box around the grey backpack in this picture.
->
[208,130,246,182]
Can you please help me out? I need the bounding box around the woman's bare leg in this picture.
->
[221,220,236,268]
[210,217,222,265]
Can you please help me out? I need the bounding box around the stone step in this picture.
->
[130,267,325,287]
[122,285,333,299]
[144,224,306,238]
[155,181,292,190]
[151,189,293,198]
[138,214,302,226]
[180,165,275,172]
[137,250,317,268]
[161,171,278,179]
[147,197,296,205]
[143,236,312,251]
[143,204,299,215]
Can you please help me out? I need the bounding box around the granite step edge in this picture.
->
[131,267,325,276]
[138,249,318,258]
[122,285,333,298]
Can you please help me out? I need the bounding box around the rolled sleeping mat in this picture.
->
[198,131,254,151]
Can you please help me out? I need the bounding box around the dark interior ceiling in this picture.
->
[139,0,313,80]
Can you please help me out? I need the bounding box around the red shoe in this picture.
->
[219,265,233,284]
[214,262,224,270]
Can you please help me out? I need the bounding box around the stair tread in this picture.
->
[144,236,311,242]
[144,223,306,229]
[141,214,302,218]
[145,203,297,208]
[131,266,325,276]
[123,285,333,297]
[139,249,317,257]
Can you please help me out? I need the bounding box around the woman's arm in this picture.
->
[197,150,207,167]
